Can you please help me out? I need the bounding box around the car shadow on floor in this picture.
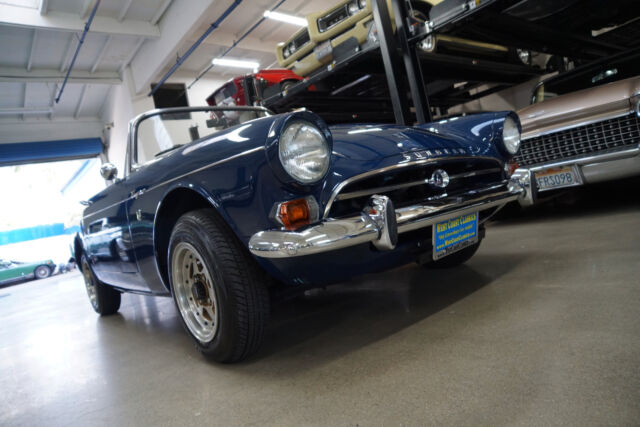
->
[236,252,526,370]
[90,252,525,369]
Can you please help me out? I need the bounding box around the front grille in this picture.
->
[326,158,504,218]
[515,113,640,167]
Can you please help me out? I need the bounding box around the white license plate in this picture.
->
[534,166,582,192]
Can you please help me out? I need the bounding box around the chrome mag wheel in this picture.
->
[82,259,97,308]
[171,242,219,343]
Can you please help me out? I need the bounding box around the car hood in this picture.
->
[330,122,494,162]
[518,76,640,139]
[325,115,503,191]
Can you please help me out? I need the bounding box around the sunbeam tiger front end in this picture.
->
[250,111,525,285]
[77,105,524,362]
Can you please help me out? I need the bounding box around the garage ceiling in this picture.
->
[0,0,338,143]
[175,0,328,77]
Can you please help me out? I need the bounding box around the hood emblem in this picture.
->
[429,169,450,188]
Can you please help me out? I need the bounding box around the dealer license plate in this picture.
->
[534,166,582,192]
[433,212,478,261]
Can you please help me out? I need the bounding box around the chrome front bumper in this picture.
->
[249,181,525,258]
[513,145,640,206]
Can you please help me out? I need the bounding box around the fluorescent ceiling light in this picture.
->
[211,58,260,69]
[263,10,307,26]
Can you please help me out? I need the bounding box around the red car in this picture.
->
[206,69,305,107]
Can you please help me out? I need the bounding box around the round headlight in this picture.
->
[358,0,366,8]
[279,121,331,184]
[517,49,531,65]
[502,116,521,155]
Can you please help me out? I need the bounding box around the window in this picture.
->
[134,107,270,167]
[150,83,190,120]
[213,83,238,105]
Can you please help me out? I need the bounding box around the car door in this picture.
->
[124,174,167,294]
[0,261,12,282]
[82,180,147,291]
[13,262,36,279]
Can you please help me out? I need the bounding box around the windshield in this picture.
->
[213,83,238,105]
[532,53,640,104]
[133,107,270,167]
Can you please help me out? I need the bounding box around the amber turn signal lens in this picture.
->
[507,160,519,176]
[278,198,311,230]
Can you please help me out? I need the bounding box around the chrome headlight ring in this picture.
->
[266,112,333,188]
[279,121,331,184]
[497,114,521,158]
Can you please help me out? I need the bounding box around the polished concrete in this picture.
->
[1,180,639,426]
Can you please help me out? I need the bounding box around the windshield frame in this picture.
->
[125,106,272,176]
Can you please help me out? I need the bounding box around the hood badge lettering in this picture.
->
[402,147,467,162]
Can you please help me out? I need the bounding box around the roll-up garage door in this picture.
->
[0,138,103,166]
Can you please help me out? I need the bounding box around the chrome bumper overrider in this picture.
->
[249,181,525,258]
[512,145,640,206]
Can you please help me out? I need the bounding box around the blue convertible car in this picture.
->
[76,106,524,362]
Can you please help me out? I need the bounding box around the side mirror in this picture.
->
[100,163,118,180]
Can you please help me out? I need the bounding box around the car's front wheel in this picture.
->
[168,209,269,363]
[34,265,51,279]
[81,255,121,315]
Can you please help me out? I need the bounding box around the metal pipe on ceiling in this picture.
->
[55,0,101,103]
[187,0,287,90]
[148,0,243,97]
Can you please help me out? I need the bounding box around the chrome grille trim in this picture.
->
[322,156,502,218]
[335,167,502,201]
[515,113,640,167]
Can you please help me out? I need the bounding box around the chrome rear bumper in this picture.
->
[249,181,525,258]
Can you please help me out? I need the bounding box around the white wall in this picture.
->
[100,67,227,178]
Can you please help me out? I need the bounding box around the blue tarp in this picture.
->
[0,224,81,246]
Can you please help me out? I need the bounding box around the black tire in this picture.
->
[34,265,51,279]
[81,255,121,315]
[281,80,297,92]
[168,209,270,363]
[426,241,481,269]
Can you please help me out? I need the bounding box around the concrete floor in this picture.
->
[1,179,639,426]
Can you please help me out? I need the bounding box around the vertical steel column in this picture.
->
[390,0,431,123]
[371,0,411,125]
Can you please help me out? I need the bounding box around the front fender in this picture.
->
[417,111,520,162]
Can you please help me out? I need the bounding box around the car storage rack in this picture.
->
[260,0,640,125]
